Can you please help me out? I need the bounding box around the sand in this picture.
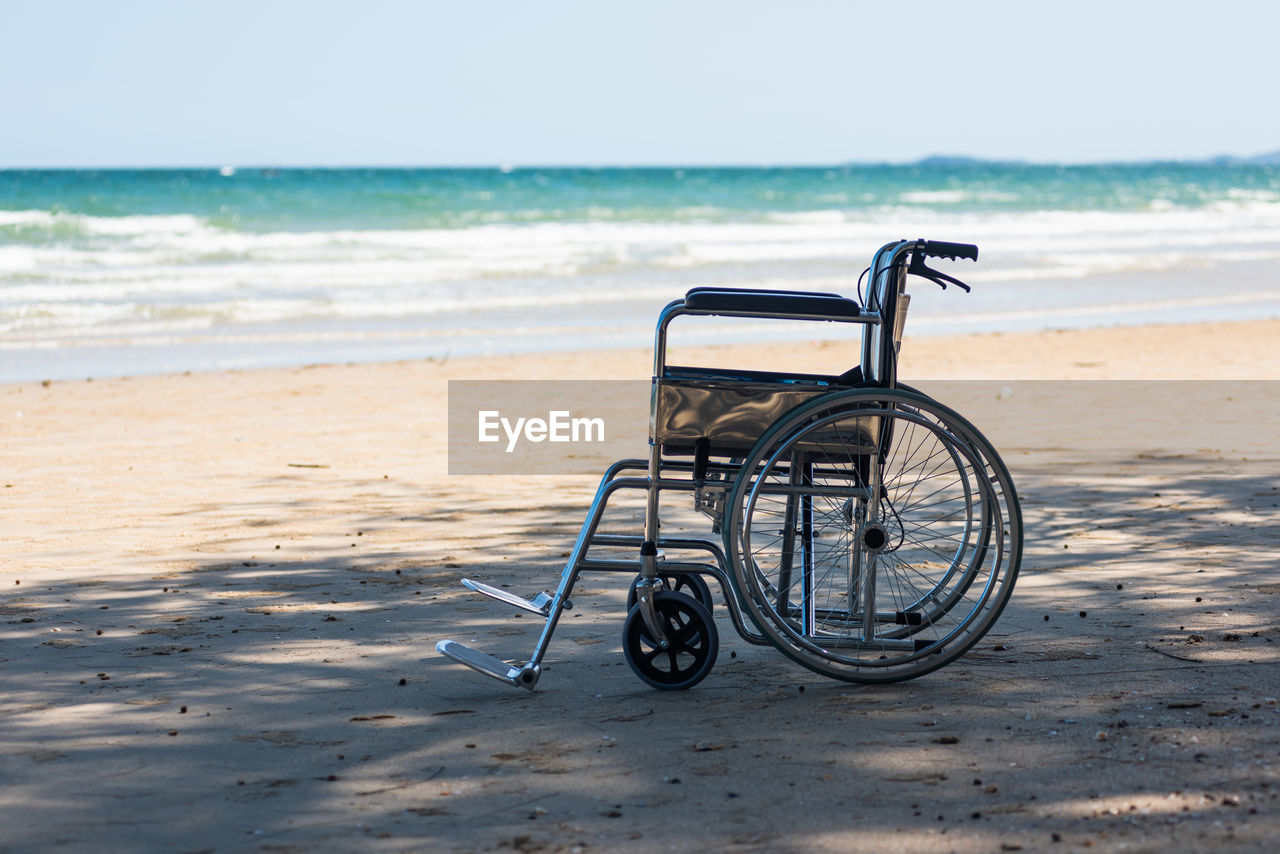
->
[3,319,1280,853]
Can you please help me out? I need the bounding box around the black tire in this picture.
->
[622,591,719,690]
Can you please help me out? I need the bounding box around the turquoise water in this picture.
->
[4,163,1280,380]
[7,162,1280,226]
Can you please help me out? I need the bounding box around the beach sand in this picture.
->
[3,319,1280,852]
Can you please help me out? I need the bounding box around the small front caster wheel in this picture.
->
[622,591,718,690]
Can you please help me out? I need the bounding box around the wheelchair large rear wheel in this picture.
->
[723,387,1021,683]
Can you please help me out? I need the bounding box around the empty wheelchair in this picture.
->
[438,238,1022,690]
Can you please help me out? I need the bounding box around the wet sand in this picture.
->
[3,319,1280,853]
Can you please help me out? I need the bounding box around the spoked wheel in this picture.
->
[622,591,719,690]
[724,387,1021,684]
[626,571,715,613]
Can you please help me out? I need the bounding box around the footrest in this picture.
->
[435,639,539,690]
[461,578,554,616]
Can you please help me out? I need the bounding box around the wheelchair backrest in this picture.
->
[860,240,909,388]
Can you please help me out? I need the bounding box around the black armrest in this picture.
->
[683,287,862,319]
[686,286,845,299]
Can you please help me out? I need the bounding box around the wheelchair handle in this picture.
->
[919,240,978,262]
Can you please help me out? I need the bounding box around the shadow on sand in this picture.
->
[4,466,1279,853]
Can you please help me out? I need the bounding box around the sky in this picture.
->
[2,0,1278,168]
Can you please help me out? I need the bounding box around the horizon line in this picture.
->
[2,153,1275,172]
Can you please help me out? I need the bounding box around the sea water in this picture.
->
[3,163,1280,381]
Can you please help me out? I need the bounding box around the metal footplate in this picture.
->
[461,578,563,616]
[435,639,541,690]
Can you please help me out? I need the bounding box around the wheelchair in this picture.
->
[437,239,1022,690]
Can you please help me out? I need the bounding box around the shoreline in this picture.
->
[8,252,1280,385]
[6,314,1280,390]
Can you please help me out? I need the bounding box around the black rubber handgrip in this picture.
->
[921,240,978,261]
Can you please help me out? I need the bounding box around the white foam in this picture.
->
[8,200,1280,343]
[0,209,60,227]
[766,210,849,225]
[899,190,970,204]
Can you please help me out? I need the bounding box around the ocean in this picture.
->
[3,162,1280,382]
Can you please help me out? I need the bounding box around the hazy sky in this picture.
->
[3,0,1278,168]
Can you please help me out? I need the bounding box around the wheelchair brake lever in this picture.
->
[907,255,972,292]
